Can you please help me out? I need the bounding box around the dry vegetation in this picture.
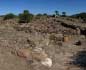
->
[0,15,86,70]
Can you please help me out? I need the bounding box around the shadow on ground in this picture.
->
[70,51,86,70]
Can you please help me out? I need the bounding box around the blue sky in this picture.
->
[0,0,86,15]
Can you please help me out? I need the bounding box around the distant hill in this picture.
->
[71,12,86,23]
[71,12,86,18]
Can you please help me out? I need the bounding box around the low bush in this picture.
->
[18,10,33,23]
[3,13,16,20]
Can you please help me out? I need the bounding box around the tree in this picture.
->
[43,13,48,16]
[62,12,66,17]
[3,13,16,20]
[55,11,59,16]
[24,10,29,14]
[18,10,33,23]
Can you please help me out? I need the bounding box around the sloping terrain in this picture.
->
[0,17,86,70]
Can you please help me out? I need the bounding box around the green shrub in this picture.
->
[18,10,33,23]
[3,13,16,20]
[36,13,43,16]
[35,13,43,19]
[43,13,48,16]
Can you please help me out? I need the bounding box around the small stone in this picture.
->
[41,58,52,67]
[75,40,81,46]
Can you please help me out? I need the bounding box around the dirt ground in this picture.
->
[0,17,86,70]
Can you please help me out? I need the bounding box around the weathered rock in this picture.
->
[76,28,81,35]
[63,36,69,42]
[17,47,52,67]
[41,58,52,67]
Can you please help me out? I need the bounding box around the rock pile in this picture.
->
[17,47,52,67]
